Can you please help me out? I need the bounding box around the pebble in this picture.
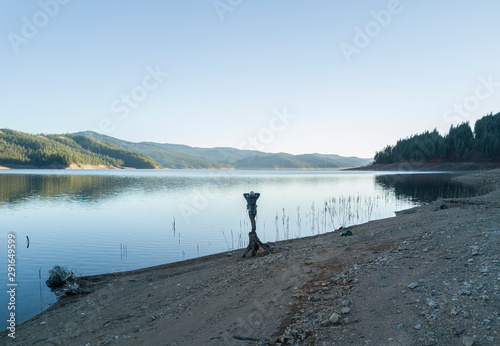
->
[462,335,475,346]
[329,313,341,324]
[427,299,438,308]
[320,320,330,327]
[394,323,404,330]
[414,324,422,330]
[341,307,351,314]
[408,282,419,289]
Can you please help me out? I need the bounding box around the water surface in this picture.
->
[0,169,476,328]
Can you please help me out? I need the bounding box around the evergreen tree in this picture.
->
[374,112,500,164]
[444,122,474,161]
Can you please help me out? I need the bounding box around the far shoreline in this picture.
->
[0,163,138,170]
[346,161,500,172]
[2,162,500,172]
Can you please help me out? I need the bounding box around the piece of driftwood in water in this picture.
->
[46,265,82,296]
[242,231,271,258]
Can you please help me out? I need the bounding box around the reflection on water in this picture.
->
[0,170,480,328]
[0,174,125,204]
[375,174,487,203]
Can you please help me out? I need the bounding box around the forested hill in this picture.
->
[75,131,231,169]
[374,112,500,164]
[0,129,159,169]
[76,131,372,169]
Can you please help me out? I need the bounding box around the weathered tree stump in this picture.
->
[46,265,82,297]
[242,230,271,258]
[242,191,271,257]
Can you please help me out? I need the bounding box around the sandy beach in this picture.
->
[2,169,500,345]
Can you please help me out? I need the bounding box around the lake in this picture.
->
[0,169,479,329]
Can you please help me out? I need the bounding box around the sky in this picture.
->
[1,0,499,158]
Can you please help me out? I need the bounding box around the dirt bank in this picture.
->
[2,170,500,345]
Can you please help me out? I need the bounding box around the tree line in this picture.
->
[374,112,500,164]
[0,129,159,168]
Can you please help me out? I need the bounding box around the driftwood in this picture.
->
[46,265,82,296]
[241,231,271,258]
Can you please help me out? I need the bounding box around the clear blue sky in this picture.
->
[1,0,499,158]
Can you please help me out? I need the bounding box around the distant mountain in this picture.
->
[75,131,372,170]
[232,153,307,169]
[0,129,159,169]
[151,143,264,164]
[231,153,369,169]
[313,154,375,168]
[76,131,230,169]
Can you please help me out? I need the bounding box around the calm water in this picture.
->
[0,169,477,329]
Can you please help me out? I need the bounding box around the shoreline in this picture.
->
[2,169,500,344]
[4,160,499,172]
[0,165,242,171]
[348,161,500,172]
[0,165,349,171]
[0,164,133,170]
